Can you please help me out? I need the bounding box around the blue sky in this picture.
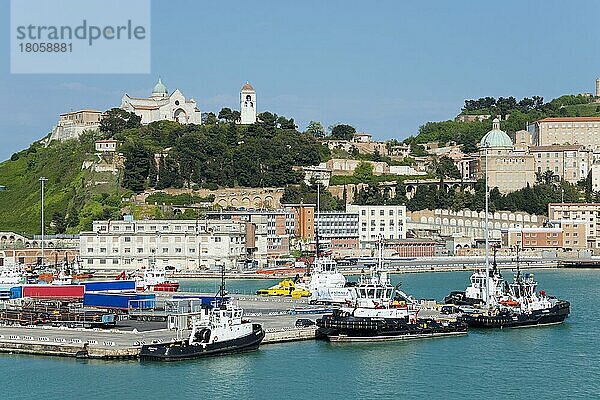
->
[1,0,599,160]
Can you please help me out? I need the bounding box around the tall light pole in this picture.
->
[39,177,48,268]
[484,144,490,307]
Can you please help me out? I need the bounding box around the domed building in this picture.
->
[120,78,201,125]
[478,118,535,193]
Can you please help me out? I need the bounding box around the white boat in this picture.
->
[0,264,27,286]
[308,256,353,304]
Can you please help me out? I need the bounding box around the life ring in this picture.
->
[228,319,233,326]
[213,336,218,342]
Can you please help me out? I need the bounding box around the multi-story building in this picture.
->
[528,116,600,148]
[547,219,588,250]
[346,205,406,246]
[504,227,562,250]
[548,203,600,248]
[207,210,295,260]
[530,145,592,183]
[284,204,316,242]
[80,219,248,271]
[315,211,359,253]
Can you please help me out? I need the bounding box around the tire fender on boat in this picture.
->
[213,336,218,342]
[228,319,233,327]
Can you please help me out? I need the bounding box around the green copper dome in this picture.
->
[479,118,513,148]
[152,78,168,96]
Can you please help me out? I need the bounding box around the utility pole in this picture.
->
[39,177,48,268]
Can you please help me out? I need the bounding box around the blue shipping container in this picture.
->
[83,292,155,309]
[83,280,136,292]
[10,286,22,299]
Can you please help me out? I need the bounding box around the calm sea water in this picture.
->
[1,269,598,400]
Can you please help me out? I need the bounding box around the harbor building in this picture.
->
[503,227,563,250]
[407,209,544,249]
[80,219,248,271]
[240,82,257,124]
[207,210,295,261]
[546,219,588,250]
[284,204,316,242]
[478,118,536,193]
[48,109,101,142]
[346,204,407,246]
[315,211,359,253]
[548,203,600,248]
[120,78,202,125]
[530,145,592,184]
[528,117,600,149]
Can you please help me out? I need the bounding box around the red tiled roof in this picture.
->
[536,117,600,123]
[241,82,254,91]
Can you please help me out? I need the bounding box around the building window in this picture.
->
[137,248,143,253]
[124,237,131,242]
[112,259,119,264]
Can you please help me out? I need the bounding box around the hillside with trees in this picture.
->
[404,94,600,153]
[0,108,329,234]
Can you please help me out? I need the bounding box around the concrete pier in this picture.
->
[0,295,325,359]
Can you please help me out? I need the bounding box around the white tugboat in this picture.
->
[316,236,467,341]
[140,268,265,360]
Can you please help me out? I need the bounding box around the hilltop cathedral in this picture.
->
[120,78,202,125]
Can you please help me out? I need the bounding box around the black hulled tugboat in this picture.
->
[457,265,570,328]
[316,236,467,342]
[140,268,265,361]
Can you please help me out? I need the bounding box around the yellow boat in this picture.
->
[256,278,311,298]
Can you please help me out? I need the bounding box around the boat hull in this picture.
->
[458,300,570,329]
[139,325,265,361]
[316,313,467,342]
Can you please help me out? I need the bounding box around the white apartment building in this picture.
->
[346,205,406,247]
[80,219,248,271]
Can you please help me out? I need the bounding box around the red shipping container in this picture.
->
[23,285,85,299]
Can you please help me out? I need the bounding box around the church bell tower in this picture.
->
[240,82,256,124]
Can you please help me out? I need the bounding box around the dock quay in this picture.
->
[0,295,325,359]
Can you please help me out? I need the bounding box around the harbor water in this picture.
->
[1,269,598,399]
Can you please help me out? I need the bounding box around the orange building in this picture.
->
[505,228,563,250]
[285,204,316,242]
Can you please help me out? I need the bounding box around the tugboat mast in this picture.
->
[315,185,320,261]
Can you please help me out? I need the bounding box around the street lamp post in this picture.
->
[484,145,490,307]
[39,177,48,268]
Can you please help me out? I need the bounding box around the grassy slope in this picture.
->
[0,137,121,235]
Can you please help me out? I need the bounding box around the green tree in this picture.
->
[204,112,217,125]
[305,121,325,138]
[330,124,356,141]
[122,143,153,192]
[100,108,141,135]
[353,162,375,184]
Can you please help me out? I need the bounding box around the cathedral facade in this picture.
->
[120,78,201,125]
